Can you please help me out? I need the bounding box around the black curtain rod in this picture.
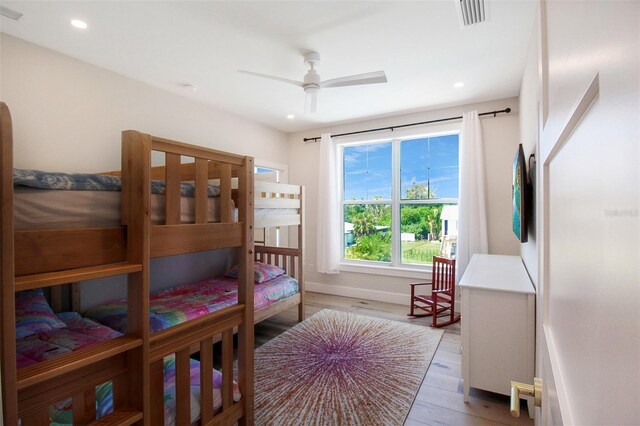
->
[303,107,512,143]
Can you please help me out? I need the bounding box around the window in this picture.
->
[341,134,459,268]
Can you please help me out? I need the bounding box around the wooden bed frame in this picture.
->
[98,163,306,336]
[0,101,308,425]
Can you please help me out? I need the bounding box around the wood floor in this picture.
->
[254,292,534,426]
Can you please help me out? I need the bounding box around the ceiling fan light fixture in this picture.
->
[304,87,320,114]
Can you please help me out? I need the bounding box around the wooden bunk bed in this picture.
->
[0,101,277,425]
[251,180,305,323]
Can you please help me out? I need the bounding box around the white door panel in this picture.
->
[537,1,640,424]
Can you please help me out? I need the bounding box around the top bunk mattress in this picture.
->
[13,168,228,229]
[15,188,228,229]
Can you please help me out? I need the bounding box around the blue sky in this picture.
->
[343,134,459,200]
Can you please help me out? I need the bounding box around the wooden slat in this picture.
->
[71,282,82,312]
[15,262,142,291]
[18,356,126,417]
[220,163,232,223]
[176,349,191,425]
[254,181,301,195]
[200,337,214,424]
[50,285,62,312]
[73,388,97,425]
[19,408,49,425]
[17,336,141,390]
[254,197,300,209]
[298,186,306,322]
[205,401,243,426]
[254,245,301,256]
[255,214,300,228]
[254,293,301,323]
[151,223,243,257]
[165,152,182,225]
[195,158,208,223]
[150,305,244,362]
[222,330,234,410]
[88,408,143,426]
[0,101,18,426]
[151,137,245,165]
[122,130,151,420]
[111,374,126,414]
[149,359,164,426]
[237,157,255,426]
[14,227,127,276]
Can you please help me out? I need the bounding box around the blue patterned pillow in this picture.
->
[15,289,66,340]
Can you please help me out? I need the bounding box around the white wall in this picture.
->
[0,34,288,172]
[0,34,289,309]
[519,19,540,285]
[288,98,521,303]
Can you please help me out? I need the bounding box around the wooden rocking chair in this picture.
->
[408,256,461,327]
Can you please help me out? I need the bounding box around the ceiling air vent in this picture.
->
[0,6,23,21]
[456,0,489,27]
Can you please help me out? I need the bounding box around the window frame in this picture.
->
[339,131,460,273]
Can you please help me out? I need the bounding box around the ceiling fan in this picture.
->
[238,51,387,113]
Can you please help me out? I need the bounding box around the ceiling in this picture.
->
[0,1,537,132]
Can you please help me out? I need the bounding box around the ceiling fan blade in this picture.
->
[237,70,304,87]
[321,71,387,88]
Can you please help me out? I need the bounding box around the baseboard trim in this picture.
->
[306,281,410,306]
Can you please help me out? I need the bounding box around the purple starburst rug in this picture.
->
[254,309,443,425]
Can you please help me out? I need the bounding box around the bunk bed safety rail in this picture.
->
[126,133,246,258]
[254,181,301,228]
[148,304,245,425]
[17,337,143,424]
[254,245,301,281]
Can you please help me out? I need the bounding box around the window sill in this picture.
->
[339,262,431,280]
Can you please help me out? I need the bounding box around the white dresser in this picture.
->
[460,254,535,410]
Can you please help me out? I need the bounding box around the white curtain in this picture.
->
[456,111,489,281]
[316,133,341,274]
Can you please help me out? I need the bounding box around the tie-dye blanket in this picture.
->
[13,168,221,197]
[16,312,122,367]
[85,274,299,334]
[17,312,240,425]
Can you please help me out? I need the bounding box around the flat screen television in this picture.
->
[512,143,527,243]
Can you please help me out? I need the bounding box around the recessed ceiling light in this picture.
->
[71,19,88,29]
[286,114,295,119]
[454,81,465,88]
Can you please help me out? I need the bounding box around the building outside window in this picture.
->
[341,133,459,268]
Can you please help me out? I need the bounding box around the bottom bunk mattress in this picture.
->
[15,296,240,425]
[85,274,300,333]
